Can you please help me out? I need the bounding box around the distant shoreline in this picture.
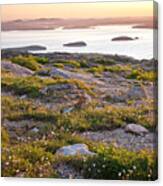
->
[1,46,155,62]
[2,17,156,31]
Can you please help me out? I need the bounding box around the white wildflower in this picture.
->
[133,165,136,170]
[9,156,12,160]
[122,169,126,173]
[92,163,96,167]
[118,172,122,177]
[16,169,20,173]
[102,164,106,168]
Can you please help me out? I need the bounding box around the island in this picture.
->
[111,36,139,41]
[63,41,87,47]
[3,45,46,52]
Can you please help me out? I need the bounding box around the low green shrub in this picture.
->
[53,59,80,68]
[127,69,156,81]
[34,56,49,64]
[55,103,155,132]
[79,60,90,68]
[11,55,42,71]
[83,146,157,180]
[94,58,116,65]
[1,96,56,122]
[1,127,10,146]
[53,63,64,68]
[105,64,132,73]
[2,144,58,178]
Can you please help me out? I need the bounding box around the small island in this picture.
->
[63,41,87,47]
[111,36,139,41]
[4,45,47,52]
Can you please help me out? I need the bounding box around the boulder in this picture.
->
[56,144,95,156]
[40,83,75,95]
[63,41,87,47]
[1,61,34,76]
[125,124,149,135]
[50,68,70,78]
[126,84,147,100]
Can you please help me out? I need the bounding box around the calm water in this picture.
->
[1,25,154,60]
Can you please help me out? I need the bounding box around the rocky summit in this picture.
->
[1,48,157,179]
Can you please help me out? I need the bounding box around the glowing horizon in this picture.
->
[1,1,153,22]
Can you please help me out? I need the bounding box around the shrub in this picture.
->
[11,55,42,71]
[53,59,80,68]
[87,66,104,74]
[1,96,56,122]
[1,144,58,177]
[79,60,90,68]
[53,63,64,68]
[1,127,10,146]
[55,103,155,132]
[105,65,132,73]
[2,69,94,98]
[83,146,157,180]
[34,56,49,64]
[127,69,156,81]
[2,75,43,97]
[94,58,116,65]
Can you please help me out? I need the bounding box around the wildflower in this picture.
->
[92,163,96,167]
[16,169,20,173]
[133,165,136,170]
[9,156,12,160]
[102,164,106,168]
[39,173,43,177]
[118,172,122,177]
[128,169,133,174]
[148,174,151,178]
[122,169,126,173]
[5,162,9,166]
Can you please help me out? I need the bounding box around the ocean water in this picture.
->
[1,25,154,60]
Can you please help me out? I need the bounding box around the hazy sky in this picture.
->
[1,1,153,21]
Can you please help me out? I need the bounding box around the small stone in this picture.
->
[127,84,147,100]
[62,107,74,114]
[56,143,95,156]
[30,127,39,133]
[125,124,149,135]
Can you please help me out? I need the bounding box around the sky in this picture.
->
[1,1,153,21]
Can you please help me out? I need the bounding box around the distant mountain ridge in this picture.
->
[2,17,156,31]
